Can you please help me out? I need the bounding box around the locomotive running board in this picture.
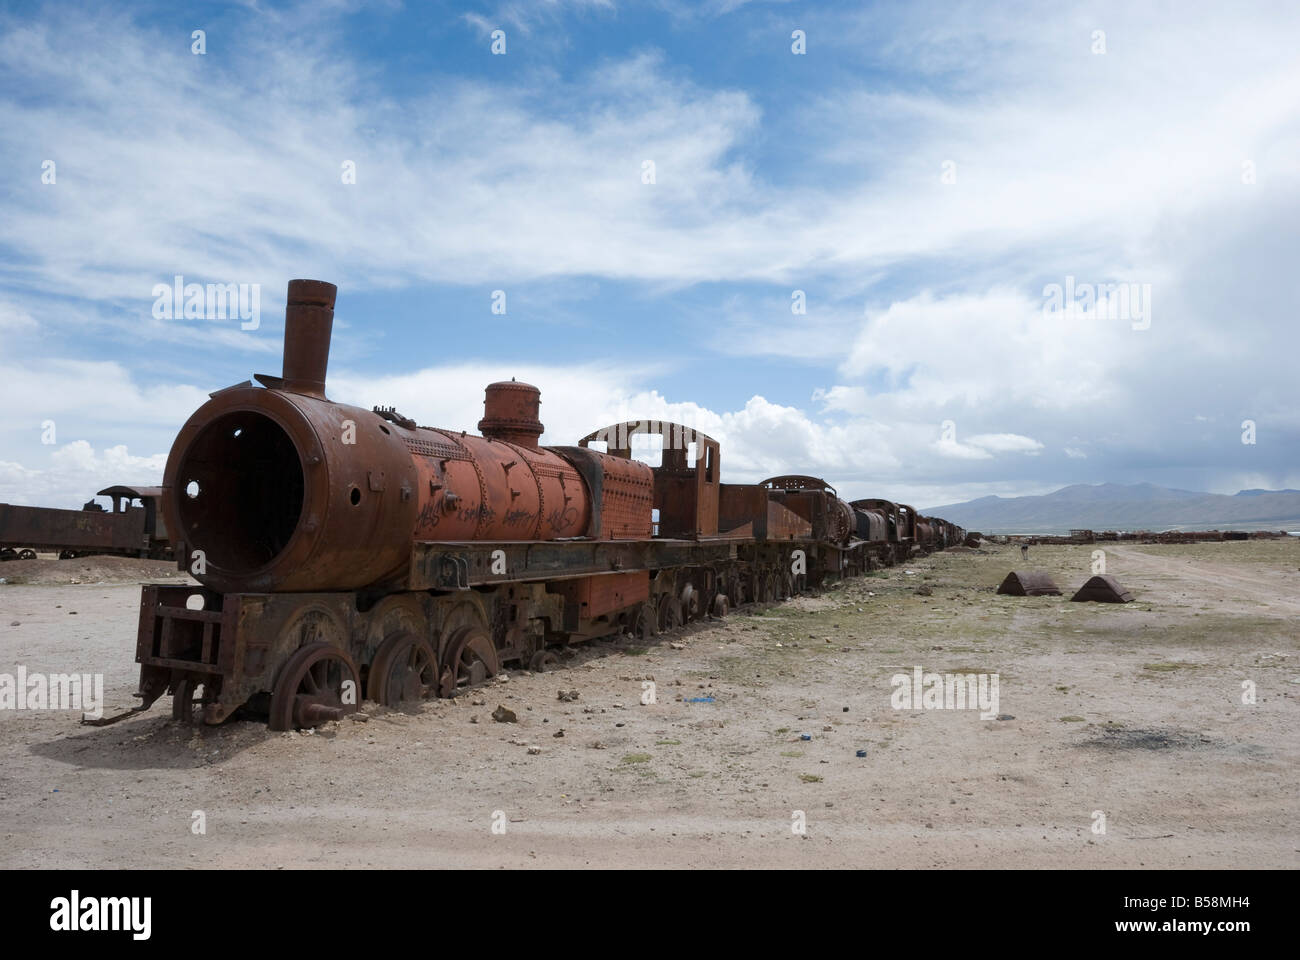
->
[408,538,749,591]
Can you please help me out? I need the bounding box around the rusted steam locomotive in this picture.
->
[104,280,962,730]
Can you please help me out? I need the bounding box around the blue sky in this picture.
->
[1,0,1297,509]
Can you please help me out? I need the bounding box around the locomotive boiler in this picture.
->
[167,280,653,595]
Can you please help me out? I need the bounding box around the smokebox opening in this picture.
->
[176,411,304,573]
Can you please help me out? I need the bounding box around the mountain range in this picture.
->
[922,483,1300,535]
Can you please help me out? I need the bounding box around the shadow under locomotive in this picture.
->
[91,279,963,731]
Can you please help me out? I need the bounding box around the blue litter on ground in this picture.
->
[856,749,867,758]
[800,733,812,741]
[685,697,715,703]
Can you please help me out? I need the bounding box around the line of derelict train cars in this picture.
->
[0,486,173,562]
[97,281,964,730]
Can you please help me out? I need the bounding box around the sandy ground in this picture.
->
[0,541,1296,869]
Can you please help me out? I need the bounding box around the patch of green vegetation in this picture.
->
[780,750,804,758]
[687,770,706,779]
[621,753,652,764]
[799,773,823,783]
[774,727,789,734]
[655,739,680,746]
[624,647,648,657]
[1055,685,1071,692]
[1060,715,1086,722]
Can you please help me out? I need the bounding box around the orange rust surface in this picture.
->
[550,570,650,619]
[413,432,591,541]
[596,454,654,539]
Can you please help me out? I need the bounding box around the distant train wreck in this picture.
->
[0,486,173,561]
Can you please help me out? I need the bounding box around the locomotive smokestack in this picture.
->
[478,380,544,449]
[282,279,337,398]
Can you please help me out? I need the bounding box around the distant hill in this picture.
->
[922,484,1300,535]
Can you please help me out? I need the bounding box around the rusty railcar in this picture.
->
[0,485,172,561]
[758,475,855,545]
[850,498,902,564]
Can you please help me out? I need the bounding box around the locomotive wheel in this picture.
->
[363,595,427,662]
[657,593,682,632]
[679,583,699,623]
[269,642,360,731]
[630,602,656,642]
[710,594,729,619]
[529,650,560,672]
[368,632,438,706]
[439,626,500,696]
[781,572,793,599]
[17,549,36,560]
[171,676,201,724]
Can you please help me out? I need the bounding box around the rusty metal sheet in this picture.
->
[766,500,813,540]
[896,503,919,541]
[0,501,146,554]
[549,570,650,619]
[852,498,899,542]
[854,507,887,542]
[914,519,934,547]
[589,451,654,539]
[718,483,767,536]
[997,571,1062,596]
[1070,575,1134,603]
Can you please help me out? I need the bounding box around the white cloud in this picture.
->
[932,432,1042,460]
[0,358,210,431]
[966,434,1043,454]
[840,289,1133,411]
[6,3,1294,302]
[932,438,993,460]
[463,0,615,37]
[0,301,37,330]
[0,442,167,508]
[0,358,205,508]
